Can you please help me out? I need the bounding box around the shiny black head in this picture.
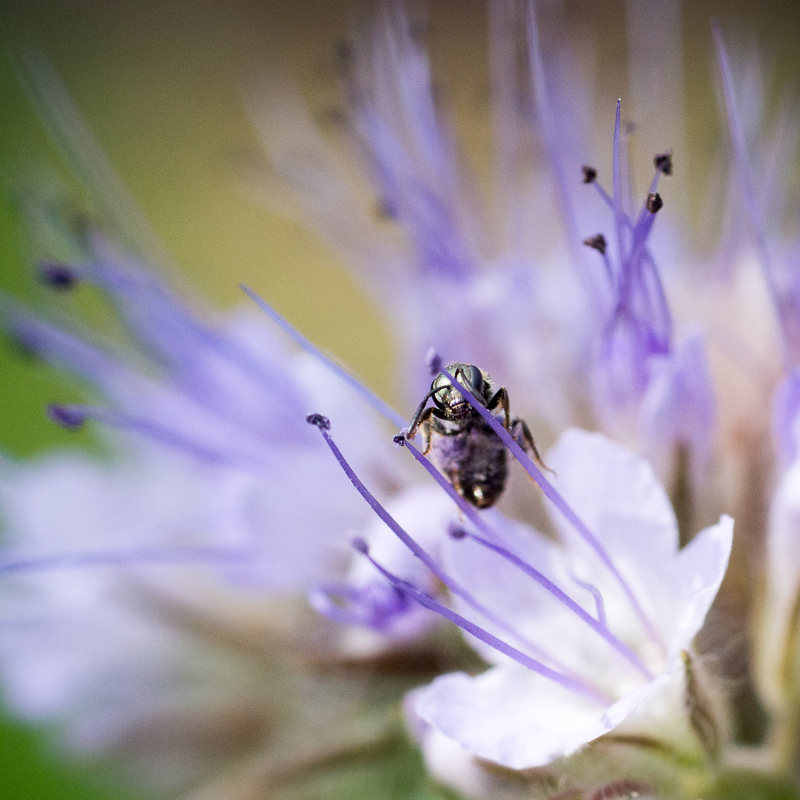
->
[430,363,490,420]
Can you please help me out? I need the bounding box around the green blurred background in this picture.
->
[0,1,799,797]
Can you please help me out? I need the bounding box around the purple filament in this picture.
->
[612,100,627,273]
[400,436,652,678]
[0,544,250,575]
[241,285,406,428]
[440,367,664,649]
[358,544,609,705]
[308,415,577,672]
[525,3,580,265]
[49,404,267,469]
[712,25,791,370]
[89,265,302,413]
[571,575,607,628]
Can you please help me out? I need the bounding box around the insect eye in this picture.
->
[459,365,484,393]
[432,384,449,406]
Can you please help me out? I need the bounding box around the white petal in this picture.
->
[416,667,601,769]
[416,664,667,770]
[544,429,680,639]
[663,515,734,652]
[442,511,610,675]
[546,428,678,554]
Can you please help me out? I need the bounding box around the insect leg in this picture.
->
[511,418,555,475]
[407,389,438,439]
[487,387,511,430]
[410,407,437,454]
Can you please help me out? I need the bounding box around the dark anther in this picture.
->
[393,432,407,447]
[426,349,443,375]
[47,404,85,431]
[352,537,369,555]
[581,165,598,184]
[583,234,607,255]
[448,523,467,540]
[306,413,331,430]
[654,152,673,176]
[646,192,664,214]
[41,263,77,290]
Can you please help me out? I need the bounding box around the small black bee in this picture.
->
[406,362,544,509]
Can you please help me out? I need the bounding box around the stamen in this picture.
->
[646,192,663,214]
[49,403,268,468]
[47,403,84,430]
[426,347,443,375]
[0,544,250,576]
[309,415,573,670]
[590,179,616,214]
[355,541,609,704]
[583,235,614,285]
[525,0,580,256]
[583,234,607,255]
[582,165,598,184]
[611,99,627,271]
[399,436,652,678]
[440,367,664,649]
[41,262,79,290]
[712,24,791,369]
[654,152,673,176]
[241,285,406,428]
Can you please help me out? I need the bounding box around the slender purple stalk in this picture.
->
[525,4,583,270]
[49,404,267,468]
[712,24,791,370]
[440,367,664,648]
[306,414,569,667]
[612,100,627,271]
[241,284,406,428]
[359,545,609,704]
[572,575,607,628]
[399,436,651,677]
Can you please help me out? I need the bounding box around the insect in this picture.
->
[406,362,545,509]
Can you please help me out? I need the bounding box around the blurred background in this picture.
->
[0,1,799,797]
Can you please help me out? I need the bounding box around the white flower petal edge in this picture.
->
[414,430,733,770]
[415,664,672,770]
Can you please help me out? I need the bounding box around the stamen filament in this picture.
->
[400,436,652,678]
[49,403,268,468]
[612,99,628,271]
[440,368,665,649]
[712,25,792,370]
[241,285,406,428]
[308,415,575,670]
[571,575,608,628]
[359,546,610,705]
